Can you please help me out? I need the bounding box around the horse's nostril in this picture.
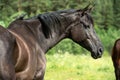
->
[98,47,103,55]
[100,48,102,53]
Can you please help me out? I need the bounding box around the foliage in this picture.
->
[48,39,89,55]
[113,0,120,28]
[45,53,114,80]
[95,26,120,53]
[92,0,113,29]
[0,21,5,27]
[0,0,116,28]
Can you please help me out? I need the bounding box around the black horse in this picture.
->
[0,5,103,80]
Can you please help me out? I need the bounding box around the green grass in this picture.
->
[45,53,115,80]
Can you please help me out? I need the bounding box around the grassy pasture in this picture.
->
[45,53,115,80]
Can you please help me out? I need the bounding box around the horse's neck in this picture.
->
[40,29,66,53]
[39,22,73,53]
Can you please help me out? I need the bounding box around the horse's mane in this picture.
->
[37,9,76,38]
[14,9,93,38]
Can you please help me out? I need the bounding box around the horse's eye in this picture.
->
[80,21,90,29]
[85,25,90,28]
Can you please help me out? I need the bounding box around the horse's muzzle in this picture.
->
[91,47,104,59]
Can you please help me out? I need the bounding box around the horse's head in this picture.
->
[63,5,103,59]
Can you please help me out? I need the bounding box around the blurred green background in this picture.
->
[0,0,119,79]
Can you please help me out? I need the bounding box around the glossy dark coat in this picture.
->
[0,6,103,80]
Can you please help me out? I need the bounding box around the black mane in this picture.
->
[37,9,76,38]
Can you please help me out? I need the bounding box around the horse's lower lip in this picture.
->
[91,55,98,59]
[91,53,101,59]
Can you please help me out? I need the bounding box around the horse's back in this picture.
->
[0,25,16,80]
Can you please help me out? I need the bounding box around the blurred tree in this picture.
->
[93,0,113,29]
[113,0,120,28]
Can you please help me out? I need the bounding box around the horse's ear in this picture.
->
[77,4,95,16]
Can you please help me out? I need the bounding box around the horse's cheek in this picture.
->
[71,29,83,42]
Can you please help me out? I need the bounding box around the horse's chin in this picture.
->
[91,52,99,59]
